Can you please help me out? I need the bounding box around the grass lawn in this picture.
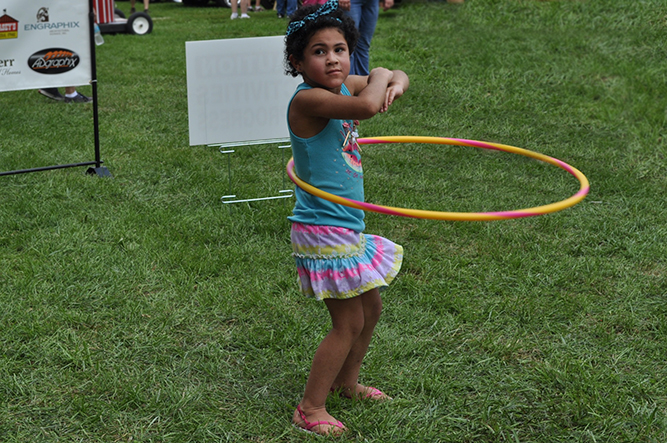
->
[1,0,666,441]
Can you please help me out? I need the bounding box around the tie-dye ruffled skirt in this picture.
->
[290,222,403,300]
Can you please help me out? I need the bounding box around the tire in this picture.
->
[114,8,126,18]
[126,12,153,35]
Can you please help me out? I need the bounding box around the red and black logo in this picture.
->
[0,10,19,39]
[28,48,79,74]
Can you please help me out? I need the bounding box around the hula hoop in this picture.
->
[286,136,590,221]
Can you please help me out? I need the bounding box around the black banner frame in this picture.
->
[0,0,111,178]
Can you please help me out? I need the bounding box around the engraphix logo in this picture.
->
[24,7,79,34]
[37,7,49,23]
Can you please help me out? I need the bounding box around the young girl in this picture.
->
[284,0,409,436]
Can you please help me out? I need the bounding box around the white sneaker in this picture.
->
[230,12,238,19]
[240,13,250,18]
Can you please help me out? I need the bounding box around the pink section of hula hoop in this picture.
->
[482,210,539,218]
[450,138,505,151]
[358,138,399,145]
[551,157,578,175]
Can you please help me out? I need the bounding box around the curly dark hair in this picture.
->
[284,5,359,78]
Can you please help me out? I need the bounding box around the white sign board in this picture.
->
[0,0,92,92]
[186,36,301,146]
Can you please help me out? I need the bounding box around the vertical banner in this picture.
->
[186,36,301,146]
[0,0,92,92]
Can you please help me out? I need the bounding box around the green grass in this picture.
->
[1,0,666,441]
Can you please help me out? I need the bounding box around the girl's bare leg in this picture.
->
[331,288,386,397]
[293,296,365,435]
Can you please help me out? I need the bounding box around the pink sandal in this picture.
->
[361,386,392,400]
[293,405,346,436]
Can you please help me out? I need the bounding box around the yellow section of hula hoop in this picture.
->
[287,136,590,221]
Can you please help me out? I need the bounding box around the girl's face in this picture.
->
[292,27,350,92]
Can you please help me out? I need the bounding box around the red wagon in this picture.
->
[95,0,153,35]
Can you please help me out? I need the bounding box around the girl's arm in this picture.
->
[288,69,408,138]
[347,69,409,113]
[292,68,394,122]
[381,69,409,113]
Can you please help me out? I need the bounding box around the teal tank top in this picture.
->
[287,83,365,232]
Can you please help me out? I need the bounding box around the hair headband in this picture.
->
[286,0,341,37]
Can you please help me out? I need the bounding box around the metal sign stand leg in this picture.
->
[218,143,293,206]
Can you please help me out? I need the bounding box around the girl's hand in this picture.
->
[368,67,393,85]
[380,83,404,113]
[339,0,351,10]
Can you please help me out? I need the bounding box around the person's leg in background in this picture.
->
[347,0,379,76]
[286,0,298,17]
[130,0,150,13]
[64,87,92,103]
[277,0,287,18]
